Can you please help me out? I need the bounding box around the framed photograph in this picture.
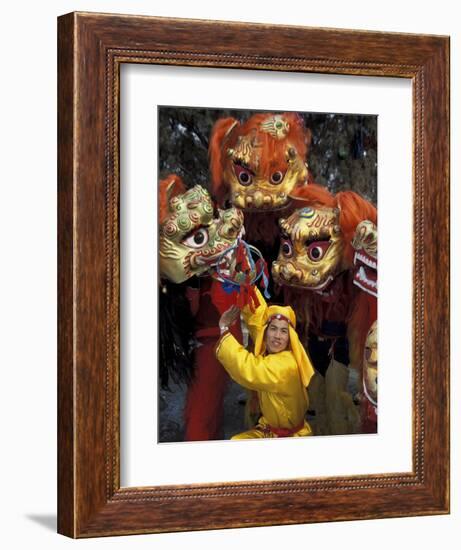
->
[58,12,449,537]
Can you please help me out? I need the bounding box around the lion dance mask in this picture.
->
[209,112,313,247]
[352,219,378,298]
[159,175,244,283]
[209,112,311,212]
[351,221,378,432]
[273,203,344,299]
[272,184,377,316]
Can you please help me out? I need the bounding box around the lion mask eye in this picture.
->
[182,227,209,248]
[233,164,253,186]
[306,240,331,261]
[270,170,285,185]
[280,236,293,258]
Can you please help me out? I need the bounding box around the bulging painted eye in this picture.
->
[270,170,284,185]
[182,227,209,248]
[306,241,331,261]
[234,164,253,186]
[281,237,293,258]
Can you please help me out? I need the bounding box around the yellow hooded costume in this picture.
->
[216,288,315,439]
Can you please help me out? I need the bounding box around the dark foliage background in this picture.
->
[158,106,377,204]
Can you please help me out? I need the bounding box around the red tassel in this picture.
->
[230,240,264,313]
[235,240,251,274]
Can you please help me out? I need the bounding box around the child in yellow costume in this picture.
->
[216,289,315,439]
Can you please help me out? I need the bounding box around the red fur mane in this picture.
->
[209,117,238,206]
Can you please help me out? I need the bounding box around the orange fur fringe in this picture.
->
[159,174,187,224]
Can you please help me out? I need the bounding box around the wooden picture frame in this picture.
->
[57,12,450,537]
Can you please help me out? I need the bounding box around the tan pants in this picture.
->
[308,361,360,436]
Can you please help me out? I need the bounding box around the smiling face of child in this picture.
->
[265,318,290,354]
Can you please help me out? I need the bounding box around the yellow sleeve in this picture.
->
[216,332,297,393]
[240,286,267,344]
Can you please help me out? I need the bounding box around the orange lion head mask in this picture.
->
[209,112,312,212]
